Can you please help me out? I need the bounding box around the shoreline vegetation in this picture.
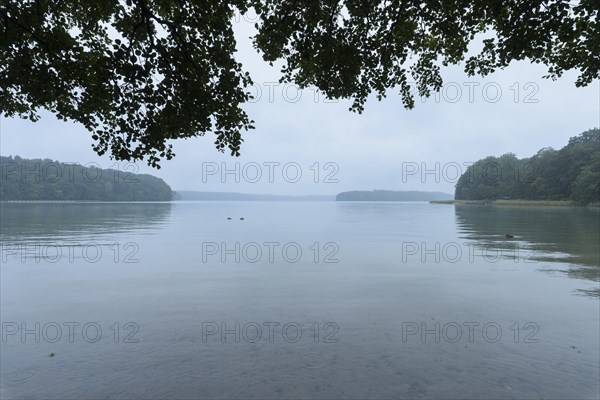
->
[429,200,577,207]
[454,128,599,205]
[3,126,597,205]
[431,199,600,207]
[0,156,174,201]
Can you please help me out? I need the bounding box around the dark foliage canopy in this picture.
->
[2,1,598,166]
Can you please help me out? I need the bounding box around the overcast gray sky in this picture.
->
[1,16,598,195]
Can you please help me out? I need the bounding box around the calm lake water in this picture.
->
[1,202,599,399]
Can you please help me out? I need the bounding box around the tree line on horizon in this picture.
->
[454,128,600,204]
[0,156,174,201]
[336,190,452,201]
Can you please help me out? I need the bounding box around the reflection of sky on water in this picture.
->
[1,202,598,399]
[455,205,600,297]
[0,202,172,241]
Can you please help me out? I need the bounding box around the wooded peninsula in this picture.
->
[0,156,174,201]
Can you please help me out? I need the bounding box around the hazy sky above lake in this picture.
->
[1,15,598,195]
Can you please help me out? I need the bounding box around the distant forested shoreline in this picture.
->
[176,191,334,201]
[336,190,453,201]
[454,128,599,205]
[0,156,174,201]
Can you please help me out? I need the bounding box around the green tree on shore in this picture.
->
[455,128,600,204]
[0,156,174,201]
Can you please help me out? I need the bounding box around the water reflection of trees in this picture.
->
[0,202,172,242]
[455,205,599,297]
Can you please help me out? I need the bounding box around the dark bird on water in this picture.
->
[505,234,514,239]
[227,217,232,220]
[240,217,244,221]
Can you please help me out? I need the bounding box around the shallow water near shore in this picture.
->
[1,201,599,399]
